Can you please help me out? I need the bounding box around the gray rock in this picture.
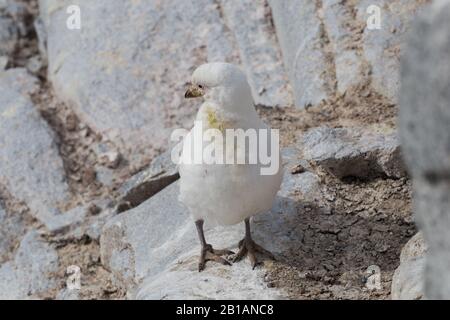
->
[268,0,430,107]
[391,233,426,300]
[0,69,74,231]
[269,0,330,107]
[398,0,450,299]
[322,0,365,94]
[56,288,80,300]
[219,0,293,106]
[0,67,39,94]
[39,0,292,169]
[0,230,59,299]
[356,0,430,102]
[117,150,180,213]
[44,205,87,234]
[0,12,18,57]
[0,204,28,264]
[101,163,319,298]
[301,127,405,179]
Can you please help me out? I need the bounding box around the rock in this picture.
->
[0,55,7,69]
[101,159,320,298]
[219,0,293,106]
[0,12,19,57]
[356,0,431,102]
[0,69,75,231]
[39,0,292,170]
[56,288,79,300]
[322,0,366,94]
[0,67,39,94]
[0,0,31,61]
[391,233,426,300]
[44,205,86,234]
[268,0,430,107]
[0,203,28,264]
[117,150,180,213]
[269,0,330,107]
[0,230,59,299]
[398,0,450,299]
[301,127,405,179]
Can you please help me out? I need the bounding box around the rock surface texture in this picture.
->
[301,127,405,179]
[38,0,293,170]
[399,0,450,299]
[391,233,426,300]
[0,0,434,300]
[268,0,430,107]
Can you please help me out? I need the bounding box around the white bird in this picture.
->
[179,62,283,271]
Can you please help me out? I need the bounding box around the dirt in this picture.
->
[42,236,125,300]
[263,175,414,300]
[256,82,414,299]
[3,0,415,300]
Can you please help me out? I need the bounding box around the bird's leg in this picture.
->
[195,219,234,272]
[233,218,275,269]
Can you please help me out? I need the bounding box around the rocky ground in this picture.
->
[0,0,431,299]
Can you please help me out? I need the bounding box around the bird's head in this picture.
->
[185,63,253,113]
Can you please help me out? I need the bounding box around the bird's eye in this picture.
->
[198,85,203,89]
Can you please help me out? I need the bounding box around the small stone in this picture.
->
[65,113,78,131]
[100,151,121,169]
[87,203,102,216]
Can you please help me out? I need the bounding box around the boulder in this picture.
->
[38,0,292,170]
[0,12,18,58]
[301,127,405,179]
[0,230,59,299]
[0,69,76,231]
[356,0,431,102]
[391,233,426,300]
[268,0,330,107]
[117,150,180,213]
[268,0,431,107]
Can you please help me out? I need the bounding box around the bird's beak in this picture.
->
[185,85,204,99]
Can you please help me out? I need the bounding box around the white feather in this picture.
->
[179,63,283,226]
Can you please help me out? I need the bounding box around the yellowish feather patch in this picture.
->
[206,107,227,131]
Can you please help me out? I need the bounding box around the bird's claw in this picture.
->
[198,244,233,272]
[233,238,275,269]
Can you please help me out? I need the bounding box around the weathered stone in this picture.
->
[301,127,405,179]
[44,204,86,234]
[391,233,426,300]
[0,12,18,57]
[356,0,430,102]
[0,69,73,230]
[398,0,450,299]
[0,231,59,299]
[219,0,292,106]
[268,0,430,106]
[117,150,179,213]
[56,288,79,300]
[0,67,39,94]
[322,0,366,94]
[269,0,330,107]
[0,204,28,264]
[39,0,292,170]
[101,159,320,298]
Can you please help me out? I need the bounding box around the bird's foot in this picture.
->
[198,244,234,272]
[233,237,275,269]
